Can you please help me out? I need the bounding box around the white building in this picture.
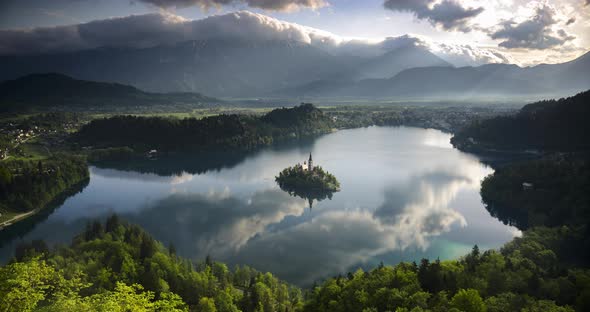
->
[302,153,314,171]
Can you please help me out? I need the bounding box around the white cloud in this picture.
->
[380,35,516,65]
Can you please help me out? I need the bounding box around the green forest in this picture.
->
[0,154,88,217]
[481,156,590,230]
[304,226,589,312]
[3,212,589,311]
[1,216,303,312]
[451,90,590,152]
[76,104,334,153]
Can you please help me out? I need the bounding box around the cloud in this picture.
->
[0,11,338,55]
[380,35,516,66]
[137,0,328,11]
[0,13,181,54]
[231,169,473,285]
[372,171,470,250]
[383,0,484,32]
[489,4,576,49]
[566,17,576,25]
[0,10,512,66]
[126,189,307,257]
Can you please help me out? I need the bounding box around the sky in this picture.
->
[0,0,589,65]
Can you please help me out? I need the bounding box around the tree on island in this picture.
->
[275,154,340,208]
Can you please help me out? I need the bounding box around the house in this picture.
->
[147,149,158,159]
[522,182,534,191]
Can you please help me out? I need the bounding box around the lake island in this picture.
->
[275,153,341,193]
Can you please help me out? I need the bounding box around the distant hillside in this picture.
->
[0,73,220,112]
[0,39,453,98]
[277,45,451,96]
[0,39,359,98]
[451,90,590,152]
[1,38,588,99]
[355,45,451,79]
[290,52,590,99]
[77,103,334,152]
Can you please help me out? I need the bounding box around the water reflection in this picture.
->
[0,127,518,286]
[277,184,336,209]
[0,179,89,249]
[125,190,307,256]
[92,138,319,177]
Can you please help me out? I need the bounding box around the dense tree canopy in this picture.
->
[304,227,589,311]
[452,90,590,152]
[480,156,590,230]
[0,154,88,213]
[4,217,588,311]
[276,165,340,192]
[77,104,334,152]
[2,216,303,312]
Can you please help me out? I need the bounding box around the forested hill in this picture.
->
[0,73,219,112]
[77,103,334,152]
[4,215,589,311]
[480,156,590,231]
[0,216,302,311]
[451,90,590,152]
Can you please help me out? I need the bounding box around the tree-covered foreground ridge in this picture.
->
[1,216,303,312]
[2,212,590,311]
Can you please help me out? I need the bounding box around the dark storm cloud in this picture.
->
[0,9,511,65]
[383,0,483,32]
[489,5,575,49]
[0,11,329,55]
[0,13,184,54]
[566,17,576,25]
[136,0,327,11]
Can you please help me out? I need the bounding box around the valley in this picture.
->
[0,3,589,311]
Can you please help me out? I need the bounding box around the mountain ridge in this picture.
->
[289,52,590,99]
[0,73,220,111]
[0,37,588,99]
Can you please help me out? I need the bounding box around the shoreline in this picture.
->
[0,178,90,231]
[0,209,38,230]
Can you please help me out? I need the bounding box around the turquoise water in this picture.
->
[0,127,518,286]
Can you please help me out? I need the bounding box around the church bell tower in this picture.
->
[308,153,313,171]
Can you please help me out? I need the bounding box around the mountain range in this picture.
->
[0,12,588,100]
[283,51,590,99]
[0,73,219,111]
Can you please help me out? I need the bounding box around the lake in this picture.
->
[0,126,518,286]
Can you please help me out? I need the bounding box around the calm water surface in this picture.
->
[0,127,518,286]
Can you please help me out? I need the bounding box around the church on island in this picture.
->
[301,153,314,171]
